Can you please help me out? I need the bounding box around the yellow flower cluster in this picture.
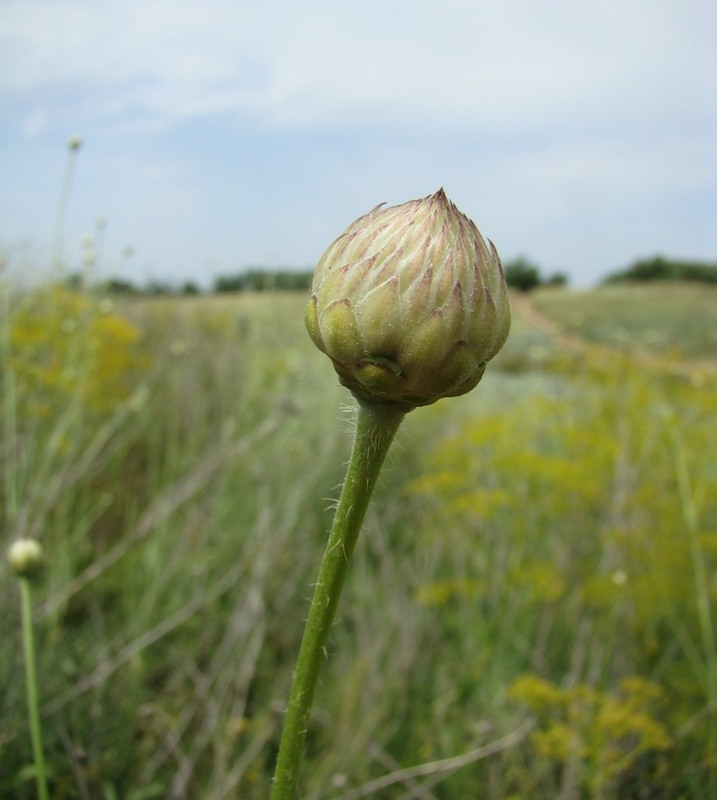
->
[8,287,147,418]
[509,674,671,793]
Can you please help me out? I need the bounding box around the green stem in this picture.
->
[51,142,80,272]
[0,276,18,531]
[270,401,405,800]
[20,577,49,800]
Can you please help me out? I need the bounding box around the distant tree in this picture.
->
[545,272,568,288]
[102,278,140,295]
[214,274,244,292]
[682,263,717,283]
[503,258,542,292]
[145,280,173,296]
[604,256,717,284]
[181,280,201,295]
[275,270,313,291]
[213,268,313,293]
[239,269,267,291]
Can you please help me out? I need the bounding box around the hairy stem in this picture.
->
[270,402,405,800]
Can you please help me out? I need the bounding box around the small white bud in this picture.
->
[8,539,45,579]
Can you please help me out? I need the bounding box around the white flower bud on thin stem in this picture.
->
[10,545,50,800]
[8,538,45,579]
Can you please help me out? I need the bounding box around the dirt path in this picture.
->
[510,292,717,380]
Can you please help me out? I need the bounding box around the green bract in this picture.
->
[305,189,511,409]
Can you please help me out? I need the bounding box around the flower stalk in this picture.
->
[270,402,404,799]
[9,539,50,800]
[271,188,510,797]
[20,577,49,800]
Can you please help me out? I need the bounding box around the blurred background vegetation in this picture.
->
[1,273,716,798]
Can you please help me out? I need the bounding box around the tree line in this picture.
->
[66,255,716,296]
[603,255,717,284]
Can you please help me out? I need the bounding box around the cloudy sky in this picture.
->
[1,0,716,287]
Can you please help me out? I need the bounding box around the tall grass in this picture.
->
[1,282,715,798]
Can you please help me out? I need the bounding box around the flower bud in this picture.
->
[305,189,511,409]
[7,538,45,579]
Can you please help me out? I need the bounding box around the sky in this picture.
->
[1,0,716,288]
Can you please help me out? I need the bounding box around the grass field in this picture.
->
[1,281,716,799]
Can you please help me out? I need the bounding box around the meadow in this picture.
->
[1,280,715,799]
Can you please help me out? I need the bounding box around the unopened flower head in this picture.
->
[305,189,511,409]
[7,538,45,579]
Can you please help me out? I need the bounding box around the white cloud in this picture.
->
[3,0,715,133]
